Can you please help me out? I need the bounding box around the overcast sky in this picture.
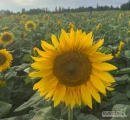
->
[0,0,128,12]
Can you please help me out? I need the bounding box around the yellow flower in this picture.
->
[44,14,50,21]
[29,29,117,109]
[96,23,102,31]
[115,51,121,58]
[0,31,14,45]
[119,13,123,19]
[57,20,62,27]
[118,41,124,51]
[0,80,6,87]
[0,49,13,72]
[21,14,28,19]
[20,32,26,40]
[33,47,40,57]
[20,21,24,25]
[68,22,75,29]
[115,41,124,58]
[25,21,36,31]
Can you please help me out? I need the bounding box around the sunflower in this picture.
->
[21,14,28,19]
[0,80,6,87]
[20,32,26,40]
[119,13,123,19]
[29,29,117,109]
[115,41,124,58]
[0,31,14,45]
[20,21,24,25]
[25,21,36,31]
[57,20,62,27]
[44,14,50,21]
[0,49,13,72]
[68,22,75,29]
[96,23,102,31]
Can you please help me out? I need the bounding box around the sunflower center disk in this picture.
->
[28,23,34,28]
[0,54,6,65]
[2,34,11,42]
[53,51,92,87]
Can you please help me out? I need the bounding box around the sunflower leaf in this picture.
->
[32,106,63,120]
[0,101,12,118]
[14,92,43,112]
[117,68,130,74]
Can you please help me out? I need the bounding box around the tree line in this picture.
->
[0,1,130,15]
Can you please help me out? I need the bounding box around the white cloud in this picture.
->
[12,0,35,5]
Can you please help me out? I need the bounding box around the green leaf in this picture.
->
[32,106,63,120]
[127,90,130,98]
[14,92,43,112]
[117,68,130,74]
[22,49,31,54]
[124,50,130,58]
[0,101,12,118]
[24,76,32,84]
[111,104,130,120]
[1,114,29,120]
[114,74,129,82]
[22,54,32,62]
[98,46,112,53]
[81,114,99,120]
[11,63,30,72]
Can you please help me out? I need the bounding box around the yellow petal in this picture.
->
[69,28,75,50]
[92,68,115,83]
[81,32,93,51]
[39,77,58,92]
[89,52,113,63]
[35,48,52,58]
[106,86,115,91]
[70,88,76,109]
[81,84,92,108]
[31,61,53,70]
[41,41,56,51]
[51,34,62,52]
[73,30,83,50]
[45,87,57,99]
[40,91,47,97]
[29,69,52,78]
[90,74,106,94]
[85,39,104,55]
[87,81,101,103]
[64,88,72,106]
[33,78,45,90]
[53,84,66,107]
[92,62,117,71]
[59,29,70,51]
[31,56,50,62]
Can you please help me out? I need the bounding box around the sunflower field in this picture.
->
[0,11,130,120]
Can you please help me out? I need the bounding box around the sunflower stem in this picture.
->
[68,106,73,120]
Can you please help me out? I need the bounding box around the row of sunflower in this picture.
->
[0,11,130,120]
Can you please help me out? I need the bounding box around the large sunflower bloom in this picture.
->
[25,21,36,31]
[29,29,117,109]
[0,49,13,72]
[0,32,14,45]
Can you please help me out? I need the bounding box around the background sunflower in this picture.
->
[25,21,36,31]
[0,31,14,45]
[0,49,13,72]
